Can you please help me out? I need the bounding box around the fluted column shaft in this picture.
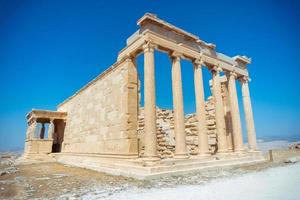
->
[143,42,158,158]
[240,77,258,151]
[212,67,228,153]
[227,72,244,152]
[193,60,210,156]
[48,119,55,140]
[171,53,188,157]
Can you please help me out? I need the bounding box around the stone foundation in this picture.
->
[24,139,53,156]
[52,151,265,180]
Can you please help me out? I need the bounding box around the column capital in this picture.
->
[239,76,251,83]
[227,71,238,79]
[211,65,222,74]
[143,40,157,53]
[49,118,55,123]
[28,117,37,126]
[169,51,183,61]
[124,54,135,62]
[193,58,204,67]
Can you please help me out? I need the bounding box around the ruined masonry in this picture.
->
[21,13,265,179]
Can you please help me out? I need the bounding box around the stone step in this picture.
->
[51,152,266,180]
[147,156,266,175]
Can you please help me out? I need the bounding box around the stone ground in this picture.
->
[1,142,299,200]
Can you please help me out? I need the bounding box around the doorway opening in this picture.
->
[52,119,66,153]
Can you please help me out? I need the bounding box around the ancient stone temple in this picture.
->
[22,13,264,179]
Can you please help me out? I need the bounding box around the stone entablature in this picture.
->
[118,13,250,77]
[26,110,67,122]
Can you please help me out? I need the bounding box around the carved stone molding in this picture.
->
[124,54,135,63]
[227,71,238,79]
[169,51,183,61]
[193,57,204,68]
[211,65,222,74]
[239,76,250,83]
[143,40,157,53]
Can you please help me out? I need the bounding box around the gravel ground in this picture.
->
[0,141,299,200]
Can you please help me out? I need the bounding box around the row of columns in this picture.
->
[211,67,258,153]
[26,118,55,140]
[142,42,258,160]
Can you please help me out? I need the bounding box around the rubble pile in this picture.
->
[137,96,218,158]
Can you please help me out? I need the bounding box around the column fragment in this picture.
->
[212,67,228,153]
[193,60,210,156]
[171,52,188,157]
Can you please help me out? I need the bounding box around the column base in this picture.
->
[174,153,190,159]
[216,149,230,155]
[142,156,160,166]
[233,147,246,153]
[232,149,247,156]
[233,145,245,150]
[248,149,260,153]
[196,152,211,158]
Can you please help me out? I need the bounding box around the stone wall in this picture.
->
[137,96,218,158]
[57,59,138,156]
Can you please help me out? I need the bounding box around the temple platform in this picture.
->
[43,151,267,180]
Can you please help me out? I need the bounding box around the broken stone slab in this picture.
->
[0,166,19,176]
[0,171,6,176]
[284,156,300,164]
[288,142,300,150]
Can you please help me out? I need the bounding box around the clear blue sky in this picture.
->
[0,0,299,150]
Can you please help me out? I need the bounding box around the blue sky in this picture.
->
[0,0,299,150]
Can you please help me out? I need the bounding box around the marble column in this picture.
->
[227,72,244,152]
[240,77,258,151]
[143,42,158,158]
[212,67,228,153]
[48,119,55,140]
[171,52,188,158]
[193,59,210,156]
